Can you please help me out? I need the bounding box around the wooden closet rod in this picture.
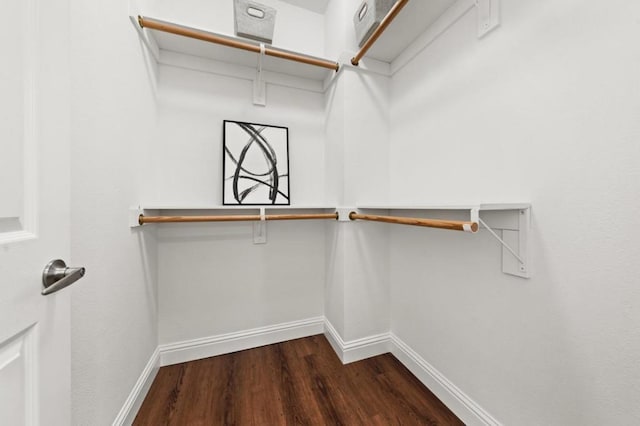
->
[139,212,339,225]
[349,212,478,233]
[138,16,340,72]
[351,0,410,66]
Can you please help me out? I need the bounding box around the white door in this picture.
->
[0,0,73,425]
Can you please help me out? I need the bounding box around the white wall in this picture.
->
[324,0,355,58]
[153,65,328,344]
[324,75,346,335]
[158,218,326,343]
[69,0,159,424]
[323,0,350,336]
[389,1,640,424]
[323,0,391,343]
[339,69,391,342]
[322,0,387,344]
[148,66,326,206]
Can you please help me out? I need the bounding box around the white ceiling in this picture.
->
[279,0,330,14]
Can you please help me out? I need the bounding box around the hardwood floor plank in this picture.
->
[133,363,186,426]
[133,335,464,426]
[375,355,464,425]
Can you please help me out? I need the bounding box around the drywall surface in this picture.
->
[323,64,391,344]
[157,219,325,343]
[324,0,360,58]
[341,219,390,341]
[342,70,390,204]
[153,65,327,343]
[389,1,640,424]
[341,69,391,341]
[145,0,325,57]
[324,75,346,335]
[148,65,326,206]
[69,0,159,424]
[323,0,391,342]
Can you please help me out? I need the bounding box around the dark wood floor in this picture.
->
[134,335,464,425]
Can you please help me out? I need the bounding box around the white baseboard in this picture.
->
[323,320,391,364]
[158,317,325,366]
[390,334,501,426]
[324,325,499,424]
[112,347,160,426]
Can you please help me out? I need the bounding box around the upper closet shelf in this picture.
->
[132,16,338,83]
[352,0,499,68]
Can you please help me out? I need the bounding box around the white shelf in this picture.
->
[136,203,528,212]
[132,16,337,83]
[356,0,499,74]
[362,0,458,63]
[130,205,337,246]
[356,203,530,211]
[130,204,337,227]
[136,205,336,211]
[353,202,532,279]
[131,202,531,277]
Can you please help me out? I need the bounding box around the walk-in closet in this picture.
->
[1,0,639,425]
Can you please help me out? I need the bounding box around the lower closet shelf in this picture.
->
[130,202,531,278]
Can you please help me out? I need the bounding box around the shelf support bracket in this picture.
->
[470,207,480,224]
[478,217,524,264]
[130,206,145,228]
[337,207,354,222]
[253,43,267,106]
[253,207,267,244]
[477,207,530,278]
[475,0,500,38]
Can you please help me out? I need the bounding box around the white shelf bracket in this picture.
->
[470,207,480,224]
[253,207,267,244]
[337,207,355,222]
[478,207,530,278]
[475,0,500,38]
[129,16,160,62]
[478,217,524,264]
[129,206,144,228]
[253,43,267,106]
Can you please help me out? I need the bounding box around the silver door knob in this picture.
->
[42,259,85,295]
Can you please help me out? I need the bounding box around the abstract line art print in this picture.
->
[223,120,290,205]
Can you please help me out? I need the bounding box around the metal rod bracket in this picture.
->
[130,206,145,227]
[470,208,480,224]
[337,208,354,222]
[254,207,267,244]
[253,222,267,244]
[253,43,267,106]
[476,0,500,38]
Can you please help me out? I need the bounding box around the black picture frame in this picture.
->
[222,120,290,205]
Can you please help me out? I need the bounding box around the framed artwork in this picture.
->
[223,120,290,205]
